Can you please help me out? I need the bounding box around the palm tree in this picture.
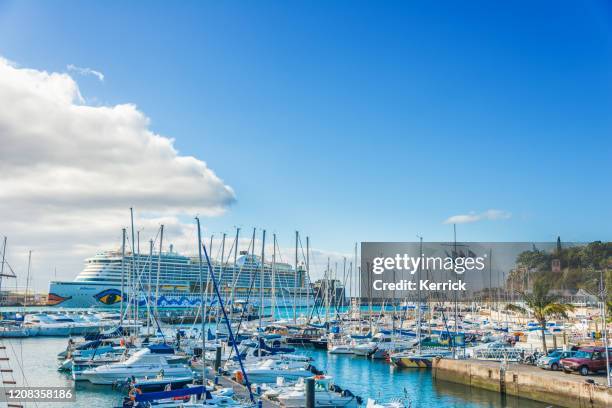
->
[505,278,574,354]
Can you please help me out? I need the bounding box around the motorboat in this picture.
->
[79,347,193,385]
[235,358,317,384]
[371,339,418,360]
[285,327,325,346]
[127,374,195,392]
[276,376,362,407]
[72,355,124,380]
[23,313,104,336]
[0,321,36,338]
[328,343,354,354]
[120,385,242,408]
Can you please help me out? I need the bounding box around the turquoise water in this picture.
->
[296,346,549,408]
[1,337,552,408]
[3,337,122,408]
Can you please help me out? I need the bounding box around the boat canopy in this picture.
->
[134,386,208,402]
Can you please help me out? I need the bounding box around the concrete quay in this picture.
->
[432,358,611,408]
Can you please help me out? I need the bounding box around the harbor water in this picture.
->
[3,336,551,408]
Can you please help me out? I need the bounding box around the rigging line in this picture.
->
[198,228,255,404]
[272,237,290,320]
[5,339,40,408]
[230,234,255,290]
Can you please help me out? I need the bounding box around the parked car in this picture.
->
[537,350,576,370]
[560,347,612,376]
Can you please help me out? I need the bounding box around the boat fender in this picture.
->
[128,388,142,401]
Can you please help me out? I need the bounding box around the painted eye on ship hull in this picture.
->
[94,289,124,305]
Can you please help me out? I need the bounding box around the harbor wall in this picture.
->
[432,358,611,408]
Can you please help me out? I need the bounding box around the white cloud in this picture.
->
[444,209,511,224]
[67,64,105,82]
[0,57,235,290]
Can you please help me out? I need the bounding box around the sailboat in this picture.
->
[0,242,34,338]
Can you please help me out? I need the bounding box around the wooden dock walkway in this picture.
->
[216,374,281,408]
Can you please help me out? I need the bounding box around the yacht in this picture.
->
[276,376,361,407]
[0,321,35,338]
[79,347,192,385]
[328,342,354,354]
[235,358,316,383]
[24,313,103,336]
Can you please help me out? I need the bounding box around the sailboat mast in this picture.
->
[272,234,276,321]
[293,231,299,323]
[147,239,153,335]
[23,250,31,307]
[0,236,6,295]
[195,217,206,384]
[306,236,310,311]
[354,243,359,306]
[325,257,330,325]
[453,224,458,346]
[259,230,265,329]
[130,208,136,335]
[218,233,226,331]
[155,225,164,320]
[136,230,140,327]
[120,229,125,326]
[250,228,256,305]
[417,236,423,354]
[229,227,240,322]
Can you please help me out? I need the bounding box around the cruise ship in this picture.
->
[48,248,313,308]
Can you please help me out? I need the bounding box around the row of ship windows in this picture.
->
[79,269,301,276]
[79,271,300,280]
[76,276,304,286]
[85,261,293,272]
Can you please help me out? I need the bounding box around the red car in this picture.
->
[560,347,612,376]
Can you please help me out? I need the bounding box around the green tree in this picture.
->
[505,278,575,354]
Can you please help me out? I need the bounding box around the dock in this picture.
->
[216,374,281,407]
[432,358,611,408]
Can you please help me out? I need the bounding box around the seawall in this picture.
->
[432,358,611,408]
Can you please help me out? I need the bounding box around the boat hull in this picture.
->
[391,356,434,368]
[80,367,193,385]
[279,394,360,408]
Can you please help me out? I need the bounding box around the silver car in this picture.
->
[537,350,576,371]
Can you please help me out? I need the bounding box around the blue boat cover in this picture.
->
[134,386,209,402]
[147,343,175,354]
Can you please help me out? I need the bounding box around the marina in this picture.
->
[0,330,554,408]
[0,294,609,407]
[0,228,610,408]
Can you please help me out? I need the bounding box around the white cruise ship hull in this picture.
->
[49,281,314,309]
[48,250,316,309]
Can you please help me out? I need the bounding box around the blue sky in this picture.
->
[1,0,611,259]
